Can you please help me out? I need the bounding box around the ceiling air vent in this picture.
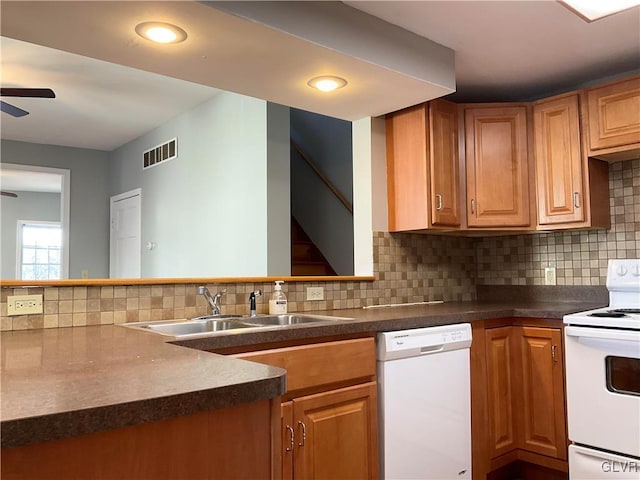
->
[143,138,177,170]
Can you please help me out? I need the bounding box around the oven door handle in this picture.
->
[565,326,640,342]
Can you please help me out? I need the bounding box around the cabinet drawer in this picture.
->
[234,338,376,393]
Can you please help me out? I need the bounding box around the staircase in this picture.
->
[291,218,336,276]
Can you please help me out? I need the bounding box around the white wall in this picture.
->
[1,191,60,278]
[267,103,291,275]
[0,140,110,278]
[109,92,290,277]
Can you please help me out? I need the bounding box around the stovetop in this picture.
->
[563,259,640,330]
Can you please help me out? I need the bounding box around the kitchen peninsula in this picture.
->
[2,295,607,479]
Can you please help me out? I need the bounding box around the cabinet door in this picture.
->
[465,106,530,227]
[485,327,518,458]
[386,104,430,231]
[515,327,567,460]
[386,101,460,231]
[587,76,640,151]
[282,402,294,480]
[293,382,378,480]
[429,99,461,226]
[534,94,585,225]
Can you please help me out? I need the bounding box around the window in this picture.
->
[18,222,62,280]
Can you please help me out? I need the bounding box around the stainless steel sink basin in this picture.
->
[242,314,354,326]
[120,313,354,338]
[146,319,257,336]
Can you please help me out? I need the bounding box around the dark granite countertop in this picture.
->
[0,325,286,448]
[175,299,605,351]
[1,297,604,449]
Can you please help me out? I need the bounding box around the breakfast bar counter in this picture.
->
[1,298,606,450]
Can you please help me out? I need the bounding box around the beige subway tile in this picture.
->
[126,298,139,310]
[114,311,127,324]
[73,287,87,299]
[72,313,87,327]
[44,287,59,301]
[59,314,73,328]
[101,286,114,299]
[100,311,114,325]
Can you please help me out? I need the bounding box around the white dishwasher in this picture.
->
[377,323,472,480]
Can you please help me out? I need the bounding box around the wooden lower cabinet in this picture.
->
[485,327,518,458]
[235,337,379,480]
[473,319,568,480]
[517,327,567,460]
[282,383,378,480]
[1,399,278,480]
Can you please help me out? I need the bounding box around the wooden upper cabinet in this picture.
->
[586,76,640,158]
[430,99,461,226]
[533,93,611,230]
[515,327,567,460]
[386,99,460,231]
[465,106,531,227]
[534,94,585,225]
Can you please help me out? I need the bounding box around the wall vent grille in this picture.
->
[143,138,177,170]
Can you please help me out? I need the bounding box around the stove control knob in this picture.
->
[632,265,640,277]
[617,265,628,276]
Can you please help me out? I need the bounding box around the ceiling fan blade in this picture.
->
[1,191,19,198]
[1,88,55,98]
[0,100,29,117]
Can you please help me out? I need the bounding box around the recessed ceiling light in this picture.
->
[307,76,348,92]
[135,22,187,44]
[560,0,640,21]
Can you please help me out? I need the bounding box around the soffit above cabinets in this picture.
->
[0,1,455,123]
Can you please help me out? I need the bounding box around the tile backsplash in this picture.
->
[476,158,639,286]
[1,159,637,331]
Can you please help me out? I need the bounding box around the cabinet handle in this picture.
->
[552,344,558,362]
[297,421,306,447]
[573,192,580,208]
[435,194,443,211]
[470,199,476,214]
[285,425,295,452]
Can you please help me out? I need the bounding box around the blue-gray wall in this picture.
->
[0,140,110,278]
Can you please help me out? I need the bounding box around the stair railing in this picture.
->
[291,140,353,215]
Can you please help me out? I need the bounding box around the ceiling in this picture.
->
[0,1,639,151]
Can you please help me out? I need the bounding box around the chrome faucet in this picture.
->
[249,290,262,317]
[197,286,226,315]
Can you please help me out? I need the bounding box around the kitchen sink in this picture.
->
[145,319,258,336]
[242,314,354,326]
[120,313,354,338]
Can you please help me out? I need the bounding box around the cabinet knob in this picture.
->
[285,425,295,452]
[552,344,558,362]
[435,194,443,211]
[573,192,580,208]
[297,421,306,447]
[471,199,476,214]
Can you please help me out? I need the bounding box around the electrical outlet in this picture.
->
[544,267,557,286]
[306,286,324,301]
[7,295,43,316]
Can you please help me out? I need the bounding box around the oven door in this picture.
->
[565,326,640,458]
[569,445,640,479]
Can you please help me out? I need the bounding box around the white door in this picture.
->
[110,189,141,278]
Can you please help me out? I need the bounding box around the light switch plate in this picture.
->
[306,287,324,301]
[7,295,43,316]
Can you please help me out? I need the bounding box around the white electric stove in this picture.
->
[563,259,640,480]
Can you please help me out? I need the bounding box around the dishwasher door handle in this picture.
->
[420,344,445,354]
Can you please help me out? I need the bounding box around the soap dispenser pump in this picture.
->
[269,281,288,314]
